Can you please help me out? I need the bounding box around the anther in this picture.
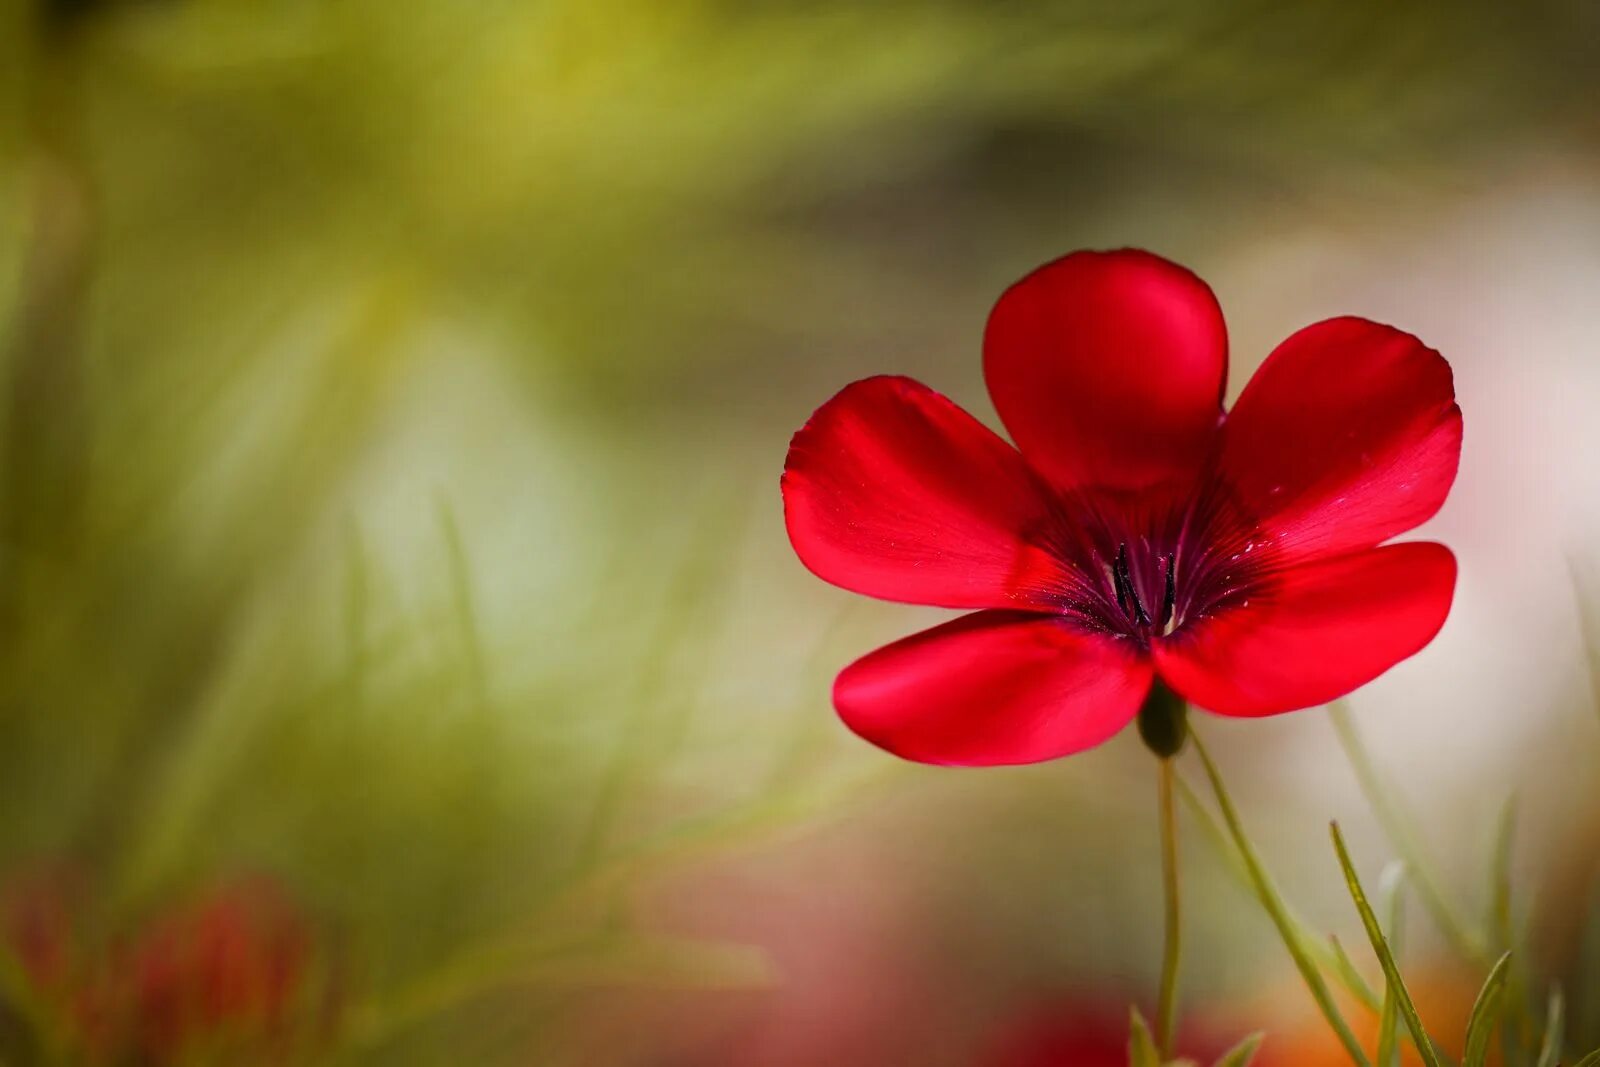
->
[1113,543,1130,616]
[1160,555,1177,628]
[1114,542,1150,626]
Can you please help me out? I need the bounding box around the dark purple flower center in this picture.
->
[1026,487,1266,647]
[1111,541,1173,631]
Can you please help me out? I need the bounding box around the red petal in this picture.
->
[783,376,1068,610]
[1153,542,1456,716]
[983,249,1227,493]
[1208,317,1462,561]
[835,611,1152,766]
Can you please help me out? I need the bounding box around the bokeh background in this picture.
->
[2,1,1600,1064]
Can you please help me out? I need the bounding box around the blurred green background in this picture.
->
[1,1,1600,1064]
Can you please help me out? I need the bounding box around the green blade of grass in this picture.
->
[1485,796,1531,1062]
[1533,987,1563,1067]
[1488,797,1516,951]
[1328,935,1380,1014]
[436,496,489,717]
[1212,1032,1265,1067]
[1176,774,1380,1014]
[1190,734,1372,1067]
[1330,820,1443,1067]
[1581,891,1600,1044]
[1461,950,1512,1067]
[341,932,776,1052]
[342,516,371,715]
[1572,1049,1600,1067]
[572,500,737,870]
[1129,1005,1162,1067]
[1377,863,1407,1067]
[1330,703,1486,963]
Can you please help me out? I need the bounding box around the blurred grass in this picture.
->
[0,0,1595,1063]
[13,1,1600,404]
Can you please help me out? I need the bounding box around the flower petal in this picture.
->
[1208,316,1462,561]
[983,249,1228,493]
[783,375,1067,610]
[834,611,1152,766]
[1153,542,1456,716]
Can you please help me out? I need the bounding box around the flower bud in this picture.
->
[1137,681,1188,759]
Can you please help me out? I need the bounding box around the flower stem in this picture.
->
[1155,755,1182,1059]
[1191,731,1373,1067]
[1139,681,1188,1058]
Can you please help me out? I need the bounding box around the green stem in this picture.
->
[1377,864,1407,1067]
[1156,756,1182,1059]
[1191,732,1373,1067]
[1329,703,1486,963]
[1175,775,1380,1013]
[1330,821,1445,1067]
[1333,703,1538,1051]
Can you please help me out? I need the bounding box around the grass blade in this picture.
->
[1377,863,1407,1067]
[1461,950,1512,1067]
[437,496,490,716]
[1533,987,1563,1067]
[1328,935,1380,1014]
[1329,820,1441,1067]
[1330,703,1485,963]
[1191,735,1372,1067]
[1485,796,1533,1062]
[1176,775,1380,1014]
[1129,1005,1161,1067]
[1212,1032,1265,1067]
[1572,1050,1600,1067]
[1581,891,1600,1043]
[1488,796,1516,951]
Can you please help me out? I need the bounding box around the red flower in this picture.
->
[0,870,328,1063]
[115,878,313,1060]
[782,250,1461,765]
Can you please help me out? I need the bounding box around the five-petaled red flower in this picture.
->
[782,250,1462,766]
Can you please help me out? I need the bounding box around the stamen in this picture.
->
[1112,543,1130,615]
[1114,542,1150,626]
[1160,555,1177,629]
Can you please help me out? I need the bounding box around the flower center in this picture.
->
[1023,490,1261,645]
[1107,543,1184,643]
[1111,541,1177,634]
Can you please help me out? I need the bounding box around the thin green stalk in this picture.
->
[1176,775,1380,1014]
[1462,951,1513,1067]
[437,497,490,717]
[1487,796,1531,1060]
[1377,863,1407,1067]
[1215,1033,1265,1067]
[1533,988,1563,1067]
[1129,1007,1161,1067]
[1330,703,1486,963]
[1489,796,1516,952]
[573,504,733,869]
[1328,935,1381,1013]
[1191,733,1372,1067]
[1330,821,1444,1067]
[1156,757,1182,1059]
[1581,893,1600,1044]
